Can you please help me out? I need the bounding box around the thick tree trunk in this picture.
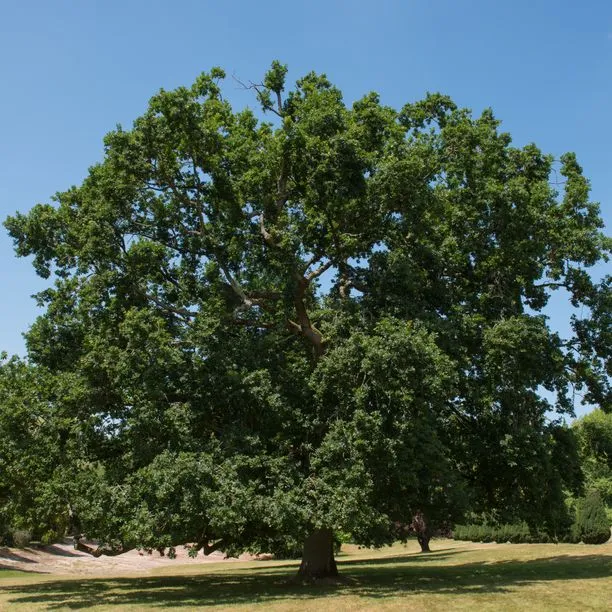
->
[296,528,338,580]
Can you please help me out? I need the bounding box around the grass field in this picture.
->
[1,539,611,611]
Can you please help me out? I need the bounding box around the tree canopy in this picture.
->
[3,62,610,577]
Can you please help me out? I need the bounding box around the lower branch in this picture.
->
[187,538,226,557]
[73,536,126,557]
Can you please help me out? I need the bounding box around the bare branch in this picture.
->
[232,74,283,118]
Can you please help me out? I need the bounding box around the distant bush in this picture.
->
[572,491,611,545]
[453,522,553,544]
[11,529,32,548]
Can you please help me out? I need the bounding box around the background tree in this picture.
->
[4,62,610,579]
[571,491,610,544]
[573,410,612,522]
[0,356,81,544]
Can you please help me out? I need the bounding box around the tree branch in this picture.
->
[219,264,253,307]
[73,537,126,557]
[259,213,278,248]
[232,318,276,329]
[144,292,197,320]
[190,538,226,556]
[247,290,281,300]
[292,274,325,357]
[232,75,283,118]
[306,259,333,282]
[339,275,352,299]
[534,281,568,289]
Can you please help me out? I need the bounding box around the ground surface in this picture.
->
[0,540,259,576]
[1,539,611,610]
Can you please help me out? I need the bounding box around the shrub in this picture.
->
[453,522,553,544]
[11,529,32,548]
[455,494,612,545]
[572,491,611,545]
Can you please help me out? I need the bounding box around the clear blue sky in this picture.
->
[0,1,610,414]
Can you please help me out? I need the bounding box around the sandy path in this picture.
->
[0,540,261,576]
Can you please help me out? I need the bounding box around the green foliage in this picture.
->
[572,492,610,545]
[453,522,555,544]
[2,62,610,558]
[11,529,32,548]
[573,410,612,521]
[0,356,78,543]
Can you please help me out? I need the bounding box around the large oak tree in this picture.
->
[4,63,610,578]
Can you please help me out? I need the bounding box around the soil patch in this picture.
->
[0,540,261,576]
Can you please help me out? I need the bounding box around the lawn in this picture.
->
[1,539,611,611]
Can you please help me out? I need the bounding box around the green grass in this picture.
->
[1,539,611,610]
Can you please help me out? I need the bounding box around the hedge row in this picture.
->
[453,522,562,544]
[454,493,611,545]
[573,492,611,544]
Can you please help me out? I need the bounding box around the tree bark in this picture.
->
[73,536,125,557]
[296,528,338,580]
[411,511,432,553]
[417,534,431,553]
[292,275,326,358]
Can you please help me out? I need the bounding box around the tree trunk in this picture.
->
[417,534,431,553]
[296,528,338,580]
[411,510,432,553]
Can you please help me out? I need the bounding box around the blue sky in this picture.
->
[0,1,610,414]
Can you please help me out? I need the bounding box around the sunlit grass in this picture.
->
[1,539,611,610]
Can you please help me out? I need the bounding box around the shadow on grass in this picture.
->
[340,548,462,566]
[2,553,611,609]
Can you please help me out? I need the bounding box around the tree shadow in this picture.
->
[2,553,611,609]
[38,545,83,558]
[0,550,38,564]
[0,544,84,572]
[339,548,463,566]
[253,547,462,572]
